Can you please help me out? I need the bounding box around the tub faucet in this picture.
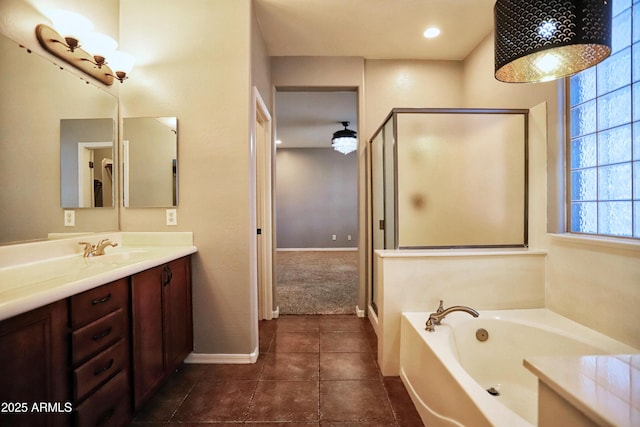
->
[425,300,479,332]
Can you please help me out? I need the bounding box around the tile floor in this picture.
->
[130,315,424,426]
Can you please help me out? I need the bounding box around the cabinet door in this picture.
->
[163,257,193,371]
[131,264,164,410]
[0,300,70,427]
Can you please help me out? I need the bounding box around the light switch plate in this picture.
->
[166,209,177,226]
[64,210,75,227]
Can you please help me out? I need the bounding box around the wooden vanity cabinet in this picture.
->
[0,254,192,424]
[131,256,192,410]
[0,300,70,427]
[69,278,130,427]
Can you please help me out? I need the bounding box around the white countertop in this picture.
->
[524,354,640,427]
[0,232,197,321]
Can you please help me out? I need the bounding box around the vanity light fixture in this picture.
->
[331,121,358,155]
[494,0,612,83]
[35,10,135,85]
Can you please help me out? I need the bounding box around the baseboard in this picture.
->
[368,304,379,336]
[356,305,365,317]
[277,247,358,252]
[184,347,259,365]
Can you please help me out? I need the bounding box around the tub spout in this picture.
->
[425,300,479,331]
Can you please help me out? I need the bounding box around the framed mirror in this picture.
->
[0,33,118,245]
[123,117,178,207]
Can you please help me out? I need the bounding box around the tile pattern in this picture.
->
[130,315,424,426]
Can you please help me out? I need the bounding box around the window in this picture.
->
[568,0,639,238]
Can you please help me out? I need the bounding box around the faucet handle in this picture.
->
[436,300,444,314]
[78,241,94,257]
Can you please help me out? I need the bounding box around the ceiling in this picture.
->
[254,0,496,61]
[257,0,497,149]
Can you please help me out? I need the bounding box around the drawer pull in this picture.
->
[91,293,112,305]
[161,265,173,286]
[92,327,112,341]
[93,358,114,376]
[95,406,115,426]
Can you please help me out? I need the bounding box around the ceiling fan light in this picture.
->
[331,121,358,155]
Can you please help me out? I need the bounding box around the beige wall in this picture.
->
[462,33,640,350]
[120,0,256,356]
[364,60,464,140]
[546,236,640,349]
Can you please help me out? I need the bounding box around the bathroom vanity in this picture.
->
[0,232,197,427]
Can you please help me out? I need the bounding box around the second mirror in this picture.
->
[123,117,178,207]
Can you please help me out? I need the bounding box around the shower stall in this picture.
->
[369,108,529,312]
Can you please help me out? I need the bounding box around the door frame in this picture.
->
[251,87,277,321]
[77,141,111,207]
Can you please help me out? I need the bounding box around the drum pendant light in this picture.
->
[494,0,612,83]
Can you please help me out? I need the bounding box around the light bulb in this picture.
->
[535,53,561,74]
[82,32,118,57]
[109,51,135,74]
[423,27,441,39]
[50,10,93,40]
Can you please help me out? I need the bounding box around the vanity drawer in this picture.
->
[74,338,127,401]
[75,369,130,427]
[72,308,127,364]
[70,278,128,328]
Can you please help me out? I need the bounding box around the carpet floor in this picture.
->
[275,250,358,315]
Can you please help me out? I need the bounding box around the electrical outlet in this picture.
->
[64,210,75,227]
[332,234,337,241]
[348,234,352,241]
[166,209,177,226]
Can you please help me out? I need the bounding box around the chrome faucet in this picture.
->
[78,239,118,257]
[425,300,479,332]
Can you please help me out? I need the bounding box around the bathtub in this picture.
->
[399,309,638,427]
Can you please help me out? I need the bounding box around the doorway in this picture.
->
[274,89,359,315]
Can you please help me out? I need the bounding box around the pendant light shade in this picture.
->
[494,0,612,83]
[331,121,358,155]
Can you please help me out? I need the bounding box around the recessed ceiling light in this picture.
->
[423,27,441,39]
